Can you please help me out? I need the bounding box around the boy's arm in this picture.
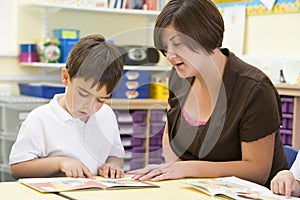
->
[99,156,124,178]
[10,156,93,179]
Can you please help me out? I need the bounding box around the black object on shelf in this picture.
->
[279,69,286,83]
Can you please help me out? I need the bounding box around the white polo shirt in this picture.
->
[291,153,300,181]
[9,94,125,175]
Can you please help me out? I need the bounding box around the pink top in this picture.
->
[182,108,206,127]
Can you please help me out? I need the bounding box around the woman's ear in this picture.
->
[61,68,70,86]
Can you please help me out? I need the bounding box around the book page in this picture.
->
[19,177,159,193]
[184,176,298,200]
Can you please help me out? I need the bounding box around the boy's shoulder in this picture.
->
[95,104,116,121]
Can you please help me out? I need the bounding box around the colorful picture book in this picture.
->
[19,177,159,193]
[184,176,298,200]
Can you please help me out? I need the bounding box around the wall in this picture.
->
[0,0,300,85]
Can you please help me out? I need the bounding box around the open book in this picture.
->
[184,176,298,200]
[19,177,159,193]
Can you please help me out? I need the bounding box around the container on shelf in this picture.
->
[18,83,65,99]
[112,71,150,99]
[0,164,16,182]
[281,97,294,114]
[19,44,38,63]
[282,113,293,130]
[150,110,167,122]
[150,122,165,136]
[119,122,147,136]
[0,133,17,165]
[0,96,48,135]
[53,29,80,39]
[280,129,293,145]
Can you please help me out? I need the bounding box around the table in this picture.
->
[0,181,66,200]
[0,179,216,200]
[60,179,216,200]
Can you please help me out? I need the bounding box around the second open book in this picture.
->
[184,176,299,200]
[19,177,159,193]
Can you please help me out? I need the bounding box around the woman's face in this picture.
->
[161,25,207,78]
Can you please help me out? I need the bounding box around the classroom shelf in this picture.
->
[19,62,172,72]
[26,2,161,16]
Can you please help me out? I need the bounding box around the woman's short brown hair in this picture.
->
[154,0,224,55]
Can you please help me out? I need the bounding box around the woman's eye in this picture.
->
[173,41,181,47]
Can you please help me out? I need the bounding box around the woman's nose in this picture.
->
[166,50,177,60]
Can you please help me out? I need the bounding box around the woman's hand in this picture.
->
[59,157,93,178]
[271,170,300,197]
[129,162,187,181]
[99,163,124,179]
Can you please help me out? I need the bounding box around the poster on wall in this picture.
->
[222,5,246,56]
[215,0,300,15]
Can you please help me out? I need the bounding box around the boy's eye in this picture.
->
[97,99,105,103]
[78,91,89,97]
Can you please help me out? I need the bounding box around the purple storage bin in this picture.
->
[131,110,147,123]
[114,111,133,123]
[150,110,167,122]
[149,146,163,158]
[150,122,165,136]
[150,134,163,146]
[131,146,146,159]
[121,136,144,147]
[288,102,294,114]
[148,157,165,165]
[280,129,292,145]
[282,113,293,130]
[129,158,145,170]
[119,122,147,135]
[281,97,294,114]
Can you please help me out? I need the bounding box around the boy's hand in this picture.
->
[59,157,93,178]
[99,163,124,179]
[271,170,300,197]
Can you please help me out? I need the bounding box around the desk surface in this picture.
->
[60,179,216,200]
[0,181,66,200]
[0,179,216,200]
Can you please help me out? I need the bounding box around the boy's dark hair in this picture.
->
[154,0,224,55]
[66,34,123,94]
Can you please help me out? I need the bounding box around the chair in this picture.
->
[283,145,298,169]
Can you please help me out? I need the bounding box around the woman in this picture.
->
[131,0,287,188]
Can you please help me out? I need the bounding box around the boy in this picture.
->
[9,34,125,179]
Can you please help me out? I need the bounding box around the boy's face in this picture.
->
[62,70,111,122]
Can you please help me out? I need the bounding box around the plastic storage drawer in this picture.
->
[0,164,16,182]
[0,133,17,165]
[112,71,150,99]
[19,83,65,99]
[0,96,48,134]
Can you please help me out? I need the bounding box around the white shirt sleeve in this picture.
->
[9,116,45,165]
[291,153,300,181]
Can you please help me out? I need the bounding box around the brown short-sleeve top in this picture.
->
[167,48,287,187]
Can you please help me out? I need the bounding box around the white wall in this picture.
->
[0,1,300,84]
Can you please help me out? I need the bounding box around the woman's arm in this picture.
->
[135,132,275,185]
[10,156,93,179]
[162,121,181,163]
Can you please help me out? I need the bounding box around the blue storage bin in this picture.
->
[58,38,79,63]
[112,70,150,99]
[54,29,80,39]
[19,83,65,99]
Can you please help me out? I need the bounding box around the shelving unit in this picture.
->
[274,83,300,149]
[19,62,171,72]
[26,2,161,16]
